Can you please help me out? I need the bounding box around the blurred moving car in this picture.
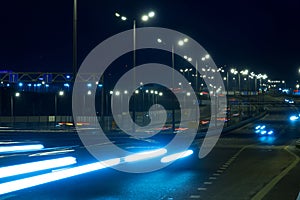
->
[254,124,274,136]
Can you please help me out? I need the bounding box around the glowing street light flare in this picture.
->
[121,16,127,21]
[58,91,64,96]
[141,15,149,21]
[115,12,120,17]
[148,11,155,18]
[178,40,184,46]
[115,91,120,96]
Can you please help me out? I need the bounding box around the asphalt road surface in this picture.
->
[0,103,300,200]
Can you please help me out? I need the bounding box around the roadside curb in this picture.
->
[222,111,267,133]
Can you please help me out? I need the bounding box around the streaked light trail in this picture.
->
[161,150,194,163]
[0,156,76,179]
[0,158,121,195]
[124,148,167,162]
[0,144,44,153]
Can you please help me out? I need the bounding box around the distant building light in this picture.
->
[18,82,23,87]
[27,83,32,87]
[45,84,49,88]
[87,90,92,95]
[109,91,113,95]
[87,83,92,87]
[66,75,71,79]
[64,83,70,87]
[37,84,42,87]
[42,81,45,85]
[135,90,139,94]
[15,92,20,97]
[98,84,103,87]
[6,83,10,87]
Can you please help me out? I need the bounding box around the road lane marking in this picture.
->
[189,195,201,199]
[209,177,217,180]
[296,192,300,200]
[204,181,212,185]
[213,173,220,176]
[197,187,207,191]
[217,170,223,173]
[251,146,300,200]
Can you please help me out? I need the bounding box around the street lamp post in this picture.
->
[55,90,64,118]
[73,0,77,78]
[11,92,20,124]
[115,10,155,133]
[171,45,175,132]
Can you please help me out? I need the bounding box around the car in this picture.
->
[254,124,275,136]
[284,98,294,104]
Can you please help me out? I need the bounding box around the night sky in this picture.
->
[0,0,299,84]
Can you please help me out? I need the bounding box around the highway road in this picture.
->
[0,102,300,199]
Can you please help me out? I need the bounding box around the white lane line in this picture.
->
[209,177,217,180]
[189,195,201,199]
[217,170,223,173]
[204,181,212,185]
[220,167,227,170]
[213,173,220,176]
[197,187,207,191]
[251,146,300,200]
[296,192,300,200]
